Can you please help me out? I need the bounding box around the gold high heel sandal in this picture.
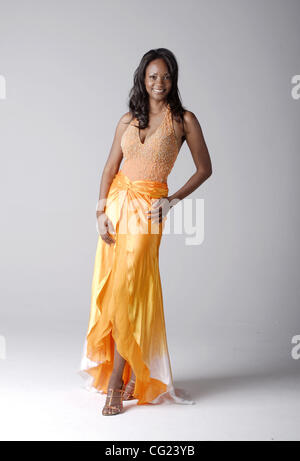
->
[102,384,125,416]
[123,378,136,401]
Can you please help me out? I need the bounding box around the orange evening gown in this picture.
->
[79,103,195,405]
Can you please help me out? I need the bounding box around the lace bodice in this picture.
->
[120,103,180,184]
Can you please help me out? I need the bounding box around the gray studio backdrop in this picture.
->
[0,0,299,439]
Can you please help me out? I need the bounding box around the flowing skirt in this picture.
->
[79,170,195,405]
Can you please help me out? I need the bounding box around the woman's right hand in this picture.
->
[96,212,116,245]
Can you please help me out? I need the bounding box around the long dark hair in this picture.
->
[127,48,186,134]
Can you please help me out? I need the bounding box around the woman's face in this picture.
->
[144,58,172,101]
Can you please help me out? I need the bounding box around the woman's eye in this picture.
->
[149,75,171,81]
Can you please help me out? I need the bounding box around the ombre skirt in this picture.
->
[79,170,195,405]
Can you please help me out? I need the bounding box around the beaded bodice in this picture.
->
[120,103,180,184]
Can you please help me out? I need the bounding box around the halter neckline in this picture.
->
[120,101,180,183]
[137,103,170,146]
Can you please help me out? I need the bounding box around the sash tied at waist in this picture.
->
[112,170,169,198]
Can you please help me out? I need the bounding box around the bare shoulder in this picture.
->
[183,110,201,131]
[116,112,133,135]
[118,111,135,127]
[115,111,135,137]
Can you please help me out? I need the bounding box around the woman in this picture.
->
[79,48,212,416]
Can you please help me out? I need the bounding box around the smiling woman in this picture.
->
[79,47,212,416]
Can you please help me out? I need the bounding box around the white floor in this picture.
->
[0,322,299,441]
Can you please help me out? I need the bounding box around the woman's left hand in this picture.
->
[146,196,172,223]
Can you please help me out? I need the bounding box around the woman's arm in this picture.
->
[168,110,212,206]
[96,112,131,245]
[96,112,131,217]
